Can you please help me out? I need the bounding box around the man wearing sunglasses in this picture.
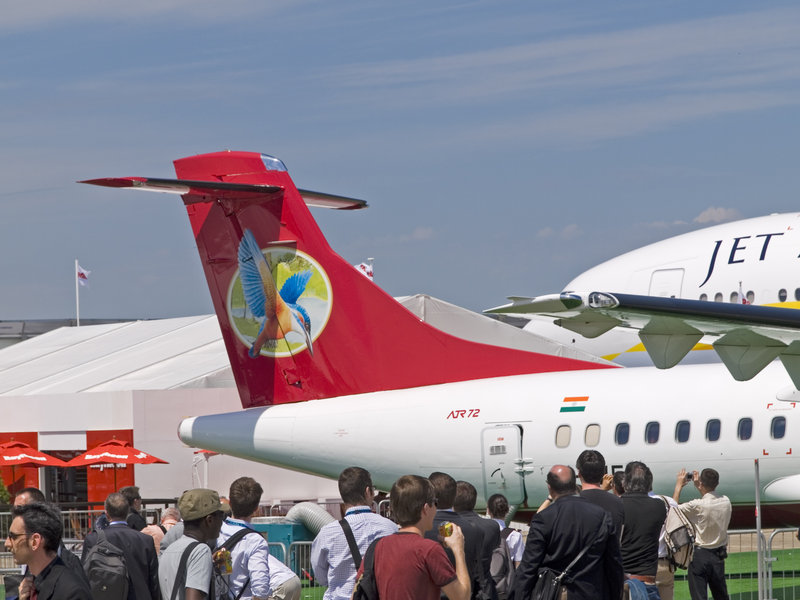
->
[5,502,92,599]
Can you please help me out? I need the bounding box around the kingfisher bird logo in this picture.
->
[227,229,332,358]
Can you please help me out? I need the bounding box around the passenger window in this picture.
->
[771,416,786,439]
[795,288,800,301]
[706,419,721,441]
[699,293,707,301]
[675,420,690,443]
[584,424,601,447]
[746,290,755,304]
[555,425,571,448]
[738,418,753,440]
[730,291,739,303]
[615,423,630,445]
[714,293,723,302]
[645,422,660,444]
[779,289,788,302]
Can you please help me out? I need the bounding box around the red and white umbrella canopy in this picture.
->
[67,439,168,467]
[0,441,68,468]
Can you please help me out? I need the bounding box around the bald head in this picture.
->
[546,465,577,499]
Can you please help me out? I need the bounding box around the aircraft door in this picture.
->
[481,425,530,505]
[649,268,685,298]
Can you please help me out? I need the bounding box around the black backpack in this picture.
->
[351,537,382,600]
[83,529,129,600]
[490,528,516,599]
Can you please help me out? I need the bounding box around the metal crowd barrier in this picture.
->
[766,527,800,600]
[290,541,318,591]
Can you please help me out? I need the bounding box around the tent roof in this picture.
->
[396,295,612,366]
[0,295,610,397]
[0,315,233,396]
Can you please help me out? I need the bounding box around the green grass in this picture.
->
[672,548,800,600]
[300,584,326,600]
[298,548,800,600]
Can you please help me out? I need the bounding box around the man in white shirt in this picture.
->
[673,468,732,600]
[216,477,272,600]
[310,467,397,600]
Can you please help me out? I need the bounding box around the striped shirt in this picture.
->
[310,507,397,600]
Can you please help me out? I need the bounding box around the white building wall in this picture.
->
[0,388,341,504]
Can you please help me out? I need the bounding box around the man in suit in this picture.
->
[454,481,500,600]
[82,492,160,600]
[511,465,624,600]
[424,472,488,600]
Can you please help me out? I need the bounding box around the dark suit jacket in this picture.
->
[510,495,624,600]
[82,523,159,600]
[4,542,88,597]
[424,509,486,599]
[459,511,500,600]
[32,556,92,600]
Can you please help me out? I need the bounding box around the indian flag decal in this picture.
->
[560,396,588,413]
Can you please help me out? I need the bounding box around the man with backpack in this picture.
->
[159,488,226,600]
[82,492,160,599]
[673,468,732,600]
[486,494,523,600]
[214,477,274,600]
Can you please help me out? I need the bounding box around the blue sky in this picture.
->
[3,1,800,320]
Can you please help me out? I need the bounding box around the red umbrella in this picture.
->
[67,439,168,489]
[0,441,68,468]
[0,440,68,495]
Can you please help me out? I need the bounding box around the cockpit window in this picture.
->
[261,154,287,172]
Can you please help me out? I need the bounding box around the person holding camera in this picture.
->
[673,468,732,600]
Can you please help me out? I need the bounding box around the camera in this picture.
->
[685,472,694,481]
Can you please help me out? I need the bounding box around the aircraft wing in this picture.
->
[486,292,800,387]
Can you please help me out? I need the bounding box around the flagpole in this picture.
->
[75,259,80,327]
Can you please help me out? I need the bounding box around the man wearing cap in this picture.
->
[159,489,226,600]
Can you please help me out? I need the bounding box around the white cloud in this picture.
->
[693,206,742,224]
[537,225,581,240]
[373,226,435,245]
[0,0,294,30]
[322,7,800,145]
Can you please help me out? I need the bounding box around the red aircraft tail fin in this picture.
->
[83,151,611,407]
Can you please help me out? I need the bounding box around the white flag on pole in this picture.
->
[77,264,91,287]
[355,262,373,281]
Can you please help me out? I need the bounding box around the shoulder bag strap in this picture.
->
[219,528,261,600]
[171,541,202,600]
[220,527,257,552]
[339,518,362,569]
[559,520,605,580]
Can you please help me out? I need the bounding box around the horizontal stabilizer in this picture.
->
[80,177,367,210]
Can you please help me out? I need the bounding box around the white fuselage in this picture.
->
[180,360,799,512]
